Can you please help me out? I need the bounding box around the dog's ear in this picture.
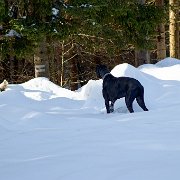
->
[101,65,108,70]
[96,65,101,78]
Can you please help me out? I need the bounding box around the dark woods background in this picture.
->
[0,0,179,90]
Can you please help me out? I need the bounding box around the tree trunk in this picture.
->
[155,0,166,60]
[56,44,62,85]
[179,9,180,59]
[61,40,65,87]
[135,50,150,67]
[70,55,78,91]
[9,55,14,83]
[169,0,179,58]
[135,0,150,66]
[34,38,50,78]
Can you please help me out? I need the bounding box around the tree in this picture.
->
[169,0,179,58]
[34,38,50,78]
[155,0,166,60]
[0,0,167,88]
[135,0,150,66]
[0,0,76,79]
[67,0,166,65]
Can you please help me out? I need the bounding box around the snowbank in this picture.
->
[1,57,180,180]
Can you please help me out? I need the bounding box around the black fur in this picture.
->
[96,64,148,113]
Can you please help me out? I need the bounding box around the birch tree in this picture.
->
[169,0,179,58]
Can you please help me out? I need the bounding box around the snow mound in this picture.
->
[78,80,104,109]
[20,77,77,100]
[139,57,180,81]
[111,63,156,81]
[111,63,138,77]
[79,80,102,99]
[156,57,180,67]
[110,63,160,90]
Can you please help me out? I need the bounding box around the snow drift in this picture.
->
[0,58,180,180]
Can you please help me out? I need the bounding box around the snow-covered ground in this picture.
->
[0,57,180,180]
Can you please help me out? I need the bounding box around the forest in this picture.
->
[0,0,179,90]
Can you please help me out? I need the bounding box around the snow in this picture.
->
[0,57,180,180]
[5,29,21,38]
[52,8,59,16]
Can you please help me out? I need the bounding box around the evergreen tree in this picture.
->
[0,0,167,86]
[0,0,166,58]
[0,0,77,79]
[65,0,166,57]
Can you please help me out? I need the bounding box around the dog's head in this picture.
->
[96,64,109,79]
[96,65,103,78]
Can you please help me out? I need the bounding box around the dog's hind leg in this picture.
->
[110,101,115,113]
[105,99,111,113]
[136,96,148,111]
[125,94,135,113]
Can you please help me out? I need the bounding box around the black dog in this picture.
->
[96,64,148,113]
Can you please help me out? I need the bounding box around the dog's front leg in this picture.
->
[105,100,110,113]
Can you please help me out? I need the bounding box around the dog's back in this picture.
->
[103,74,144,99]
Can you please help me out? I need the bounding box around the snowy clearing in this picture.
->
[0,57,180,180]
